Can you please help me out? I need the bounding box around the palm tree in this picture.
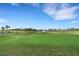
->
[1,27,5,34]
[5,25,10,33]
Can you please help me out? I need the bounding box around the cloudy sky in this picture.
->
[0,3,79,29]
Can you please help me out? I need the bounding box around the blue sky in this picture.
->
[0,3,79,29]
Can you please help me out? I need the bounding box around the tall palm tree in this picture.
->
[5,25,10,33]
[1,27,5,34]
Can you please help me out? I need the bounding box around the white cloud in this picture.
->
[55,7,78,20]
[0,18,8,24]
[11,3,20,7]
[43,3,79,20]
[60,3,70,8]
[44,3,57,16]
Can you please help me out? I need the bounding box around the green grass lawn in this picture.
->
[0,31,79,56]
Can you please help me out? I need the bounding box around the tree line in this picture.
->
[1,25,79,34]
